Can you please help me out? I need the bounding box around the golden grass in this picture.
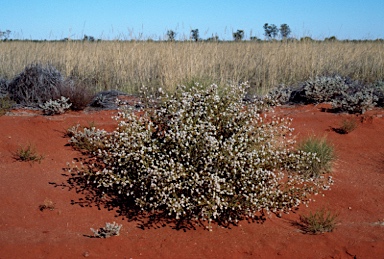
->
[1,40,383,94]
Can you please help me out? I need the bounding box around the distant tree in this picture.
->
[279,24,291,39]
[190,29,199,42]
[83,35,95,42]
[263,23,279,40]
[250,36,261,42]
[324,36,337,42]
[0,29,11,40]
[166,30,176,41]
[233,29,244,41]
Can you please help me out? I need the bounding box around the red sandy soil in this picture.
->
[0,104,383,259]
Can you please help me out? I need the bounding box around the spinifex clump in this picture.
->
[68,83,333,226]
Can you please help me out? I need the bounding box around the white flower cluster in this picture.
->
[69,83,332,224]
[39,96,72,115]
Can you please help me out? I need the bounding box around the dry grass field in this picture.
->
[1,40,383,94]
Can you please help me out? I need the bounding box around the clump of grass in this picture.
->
[299,208,338,234]
[297,136,335,177]
[14,144,44,163]
[39,198,55,211]
[337,117,358,134]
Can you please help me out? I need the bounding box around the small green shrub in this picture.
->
[68,83,333,225]
[299,208,338,234]
[297,136,335,177]
[14,144,44,163]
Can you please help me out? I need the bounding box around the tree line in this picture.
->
[2,24,384,42]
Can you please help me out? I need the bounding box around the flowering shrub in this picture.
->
[68,83,333,226]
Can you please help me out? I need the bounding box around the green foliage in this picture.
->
[68,83,333,225]
[190,29,199,42]
[263,23,279,39]
[299,208,338,234]
[279,24,291,39]
[233,30,244,41]
[297,136,335,178]
[14,144,44,163]
[166,30,176,41]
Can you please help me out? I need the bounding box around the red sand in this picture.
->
[0,104,383,259]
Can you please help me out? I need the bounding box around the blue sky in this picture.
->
[1,0,384,40]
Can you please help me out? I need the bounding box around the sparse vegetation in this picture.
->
[90,222,122,238]
[337,118,358,134]
[299,208,338,234]
[39,198,56,211]
[14,143,44,163]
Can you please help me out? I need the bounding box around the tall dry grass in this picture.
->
[0,40,383,94]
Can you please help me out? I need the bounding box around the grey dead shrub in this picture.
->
[7,63,64,107]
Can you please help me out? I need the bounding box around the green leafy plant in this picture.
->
[14,144,44,163]
[68,83,333,226]
[297,136,335,177]
[299,208,338,234]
